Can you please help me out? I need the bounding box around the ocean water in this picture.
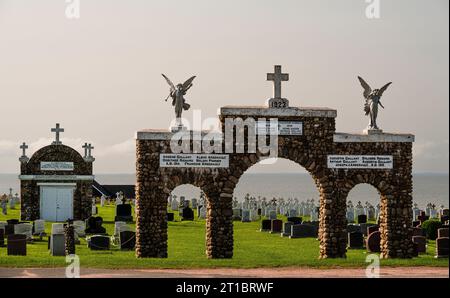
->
[1,173,448,209]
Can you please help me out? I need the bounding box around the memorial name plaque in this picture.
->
[40,161,74,171]
[160,154,229,168]
[256,121,303,136]
[327,155,393,169]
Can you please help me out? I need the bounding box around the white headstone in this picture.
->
[34,219,46,235]
[100,194,106,207]
[199,206,207,219]
[51,223,65,235]
[269,210,277,220]
[73,220,86,237]
[171,199,179,211]
[241,210,251,222]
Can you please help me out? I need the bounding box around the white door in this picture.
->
[40,186,74,222]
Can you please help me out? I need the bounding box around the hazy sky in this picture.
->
[0,0,448,174]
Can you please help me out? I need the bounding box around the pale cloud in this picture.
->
[413,140,449,160]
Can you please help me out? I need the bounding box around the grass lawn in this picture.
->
[0,204,448,269]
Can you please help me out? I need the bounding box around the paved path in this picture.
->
[0,267,448,278]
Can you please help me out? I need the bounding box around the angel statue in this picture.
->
[357,76,392,130]
[162,74,196,127]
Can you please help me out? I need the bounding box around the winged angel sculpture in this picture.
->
[162,74,196,127]
[357,76,392,130]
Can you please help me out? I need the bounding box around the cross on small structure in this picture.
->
[20,142,28,157]
[82,143,94,159]
[267,65,289,99]
[51,123,64,145]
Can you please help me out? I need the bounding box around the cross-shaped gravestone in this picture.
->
[267,65,289,108]
[20,142,28,157]
[51,123,64,145]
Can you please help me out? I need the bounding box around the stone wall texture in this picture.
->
[20,144,93,221]
[135,108,415,259]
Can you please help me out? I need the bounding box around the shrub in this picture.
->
[421,219,443,240]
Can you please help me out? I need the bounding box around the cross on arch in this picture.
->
[20,142,28,157]
[267,65,289,99]
[51,123,64,145]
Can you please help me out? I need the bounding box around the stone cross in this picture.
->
[267,65,289,99]
[82,143,94,158]
[20,142,28,157]
[51,123,64,145]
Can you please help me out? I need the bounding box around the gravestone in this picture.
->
[114,222,128,236]
[191,198,198,209]
[115,204,133,222]
[120,231,136,250]
[52,223,65,235]
[33,220,46,237]
[438,228,449,238]
[412,236,426,253]
[73,220,86,237]
[288,217,302,225]
[282,222,293,237]
[357,214,367,224]
[418,211,429,224]
[268,210,277,220]
[366,231,381,253]
[241,210,251,223]
[50,234,65,256]
[167,213,174,221]
[88,235,110,250]
[171,199,179,211]
[346,224,360,234]
[181,207,194,221]
[435,237,449,258]
[249,209,258,221]
[199,206,207,219]
[346,210,355,223]
[260,219,271,232]
[85,217,106,234]
[348,232,364,248]
[289,224,316,238]
[14,223,33,240]
[288,209,298,217]
[7,234,27,256]
[270,219,283,233]
[365,224,379,237]
[232,208,241,221]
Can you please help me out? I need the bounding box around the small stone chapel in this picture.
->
[19,123,95,222]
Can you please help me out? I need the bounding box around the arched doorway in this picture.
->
[232,158,323,257]
[166,184,206,258]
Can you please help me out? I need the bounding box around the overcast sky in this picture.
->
[0,0,448,174]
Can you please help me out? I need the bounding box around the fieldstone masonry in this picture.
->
[135,105,415,259]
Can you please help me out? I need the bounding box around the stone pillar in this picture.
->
[206,193,233,259]
[319,177,346,258]
[135,139,168,258]
[64,224,76,255]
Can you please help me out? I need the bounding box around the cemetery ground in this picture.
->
[0,205,448,270]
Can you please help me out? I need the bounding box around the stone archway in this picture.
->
[135,106,415,260]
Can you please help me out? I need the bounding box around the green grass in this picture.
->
[0,205,448,269]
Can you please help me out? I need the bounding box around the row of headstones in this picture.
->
[233,208,319,222]
[414,209,450,222]
[259,217,320,238]
[0,217,136,256]
[347,223,449,258]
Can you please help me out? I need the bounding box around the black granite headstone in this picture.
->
[348,231,364,248]
[7,234,27,256]
[181,207,194,221]
[287,217,302,225]
[119,231,136,250]
[167,213,174,221]
[88,235,110,250]
[260,219,271,231]
[115,204,133,222]
[357,214,367,224]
